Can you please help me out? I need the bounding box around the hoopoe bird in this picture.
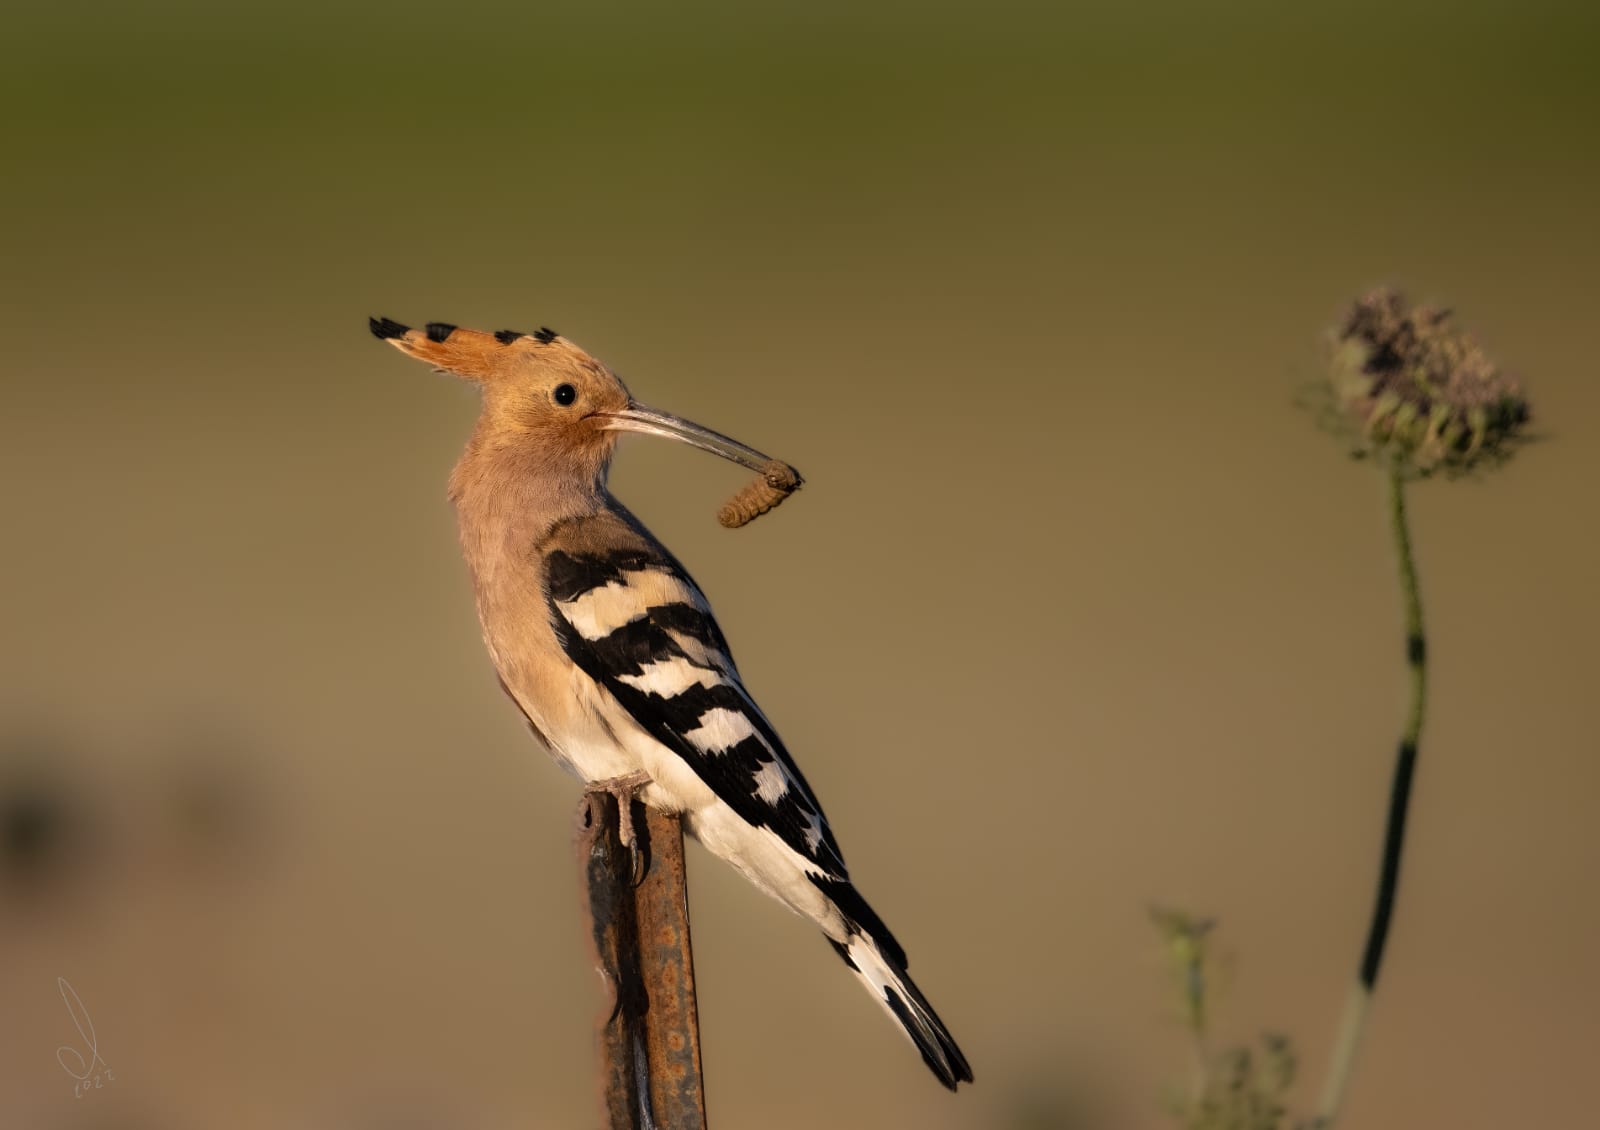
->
[370,316,973,1090]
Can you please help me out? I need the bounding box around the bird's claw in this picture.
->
[585,770,652,883]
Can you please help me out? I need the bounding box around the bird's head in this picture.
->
[370,317,790,495]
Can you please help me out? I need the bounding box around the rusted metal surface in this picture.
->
[577,793,708,1130]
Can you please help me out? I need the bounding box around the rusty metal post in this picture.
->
[578,793,708,1129]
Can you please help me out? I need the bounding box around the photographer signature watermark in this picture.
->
[55,977,114,1098]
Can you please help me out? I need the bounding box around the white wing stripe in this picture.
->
[616,655,728,697]
[684,707,770,755]
[666,630,730,676]
[556,574,654,640]
[802,811,825,852]
[751,761,791,803]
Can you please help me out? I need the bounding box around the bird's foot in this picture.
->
[585,770,652,880]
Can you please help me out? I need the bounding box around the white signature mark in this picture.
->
[55,977,115,1098]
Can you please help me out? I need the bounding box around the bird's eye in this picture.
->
[553,383,577,407]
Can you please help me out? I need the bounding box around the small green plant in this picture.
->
[1152,909,1305,1130]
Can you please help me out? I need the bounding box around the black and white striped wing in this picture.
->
[546,545,848,878]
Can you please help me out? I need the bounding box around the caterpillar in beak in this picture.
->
[718,460,803,528]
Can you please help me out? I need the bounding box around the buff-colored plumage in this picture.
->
[371,316,972,1090]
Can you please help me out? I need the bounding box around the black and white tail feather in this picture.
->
[544,508,973,1089]
[827,906,973,1089]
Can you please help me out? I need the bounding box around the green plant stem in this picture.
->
[1183,937,1209,1105]
[1390,468,1428,765]
[1316,465,1428,1126]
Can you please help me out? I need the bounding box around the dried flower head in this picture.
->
[1325,288,1530,476]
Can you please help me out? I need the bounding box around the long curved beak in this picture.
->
[593,402,799,480]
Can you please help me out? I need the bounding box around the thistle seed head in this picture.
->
[1326,288,1530,477]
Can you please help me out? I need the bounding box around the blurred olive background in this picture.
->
[2,1,1597,1127]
